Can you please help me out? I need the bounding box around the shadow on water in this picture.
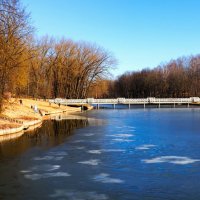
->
[0,119,89,159]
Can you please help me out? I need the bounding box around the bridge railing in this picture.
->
[50,97,199,105]
[50,98,87,104]
[94,99,118,104]
[125,98,148,104]
[150,98,192,103]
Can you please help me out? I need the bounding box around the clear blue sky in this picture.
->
[22,0,200,77]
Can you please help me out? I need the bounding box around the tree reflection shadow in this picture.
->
[0,119,88,158]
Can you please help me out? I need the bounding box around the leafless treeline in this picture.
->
[1,0,199,111]
[109,56,200,98]
[0,0,115,110]
[27,38,115,99]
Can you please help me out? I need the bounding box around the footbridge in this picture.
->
[50,97,200,108]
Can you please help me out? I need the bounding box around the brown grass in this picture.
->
[0,98,81,132]
[0,124,20,129]
[14,116,39,121]
[0,98,82,134]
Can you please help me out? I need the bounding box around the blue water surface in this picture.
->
[0,108,200,200]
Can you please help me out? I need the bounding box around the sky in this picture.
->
[22,0,200,77]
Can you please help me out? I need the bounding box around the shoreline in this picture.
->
[0,98,91,141]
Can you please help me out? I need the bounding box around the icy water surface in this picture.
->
[0,109,200,200]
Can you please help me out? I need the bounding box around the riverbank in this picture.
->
[0,98,86,138]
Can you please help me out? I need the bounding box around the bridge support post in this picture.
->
[174,103,176,108]
[129,104,130,109]
[188,103,190,108]
[158,103,160,108]
[113,104,115,109]
[144,103,146,109]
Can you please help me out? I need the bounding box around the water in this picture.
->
[0,108,200,200]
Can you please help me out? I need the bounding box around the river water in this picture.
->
[0,108,200,200]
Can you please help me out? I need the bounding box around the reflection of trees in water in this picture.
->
[0,119,88,158]
[30,119,88,145]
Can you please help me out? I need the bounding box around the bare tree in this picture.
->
[0,0,33,110]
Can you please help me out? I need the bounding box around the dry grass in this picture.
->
[0,98,81,132]
[14,116,39,121]
[0,118,21,130]
[0,124,20,129]
[21,99,68,112]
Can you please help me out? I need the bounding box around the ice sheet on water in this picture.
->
[78,159,100,166]
[20,170,31,173]
[24,172,70,180]
[93,173,124,184]
[112,138,134,142]
[109,134,133,138]
[103,149,125,152]
[75,146,85,150]
[48,151,68,156]
[71,140,85,143]
[88,150,102,154]
[135,144,156,150]
[116,125,135,130]
[83,133,95,137]
[21,164,60,173]
[33,156,64,161]
[49,189,109,200]
[143,156,200,165]
[87,149,125,154]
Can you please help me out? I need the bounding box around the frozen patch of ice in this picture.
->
[87,149,125,154]
[143,156,200,165]
[22,164,60,173]
[33,156,54,161]
[109,134,133,138]
[24,172,70,180]
[71,140,85,143]
[35,164,60,172]
[112,139,134,142]
[33,152,67,161]
[84,133,94,137]
[88,150,102,154]
[136,144,156,150]
[49,151,68,156]
[93,173,124,184]
[103,149,125,153]
[20,170,31,173]
[33,156,64,161]
[49,189,109,200]
[116,126,135,130]
[116,126,123,129]
[75,146,85,150]
[78,159,100,166]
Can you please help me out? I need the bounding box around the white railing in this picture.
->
[50,97,200,105]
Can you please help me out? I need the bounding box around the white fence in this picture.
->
[50,97,200,105]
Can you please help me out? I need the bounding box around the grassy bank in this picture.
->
[0,98,83,136]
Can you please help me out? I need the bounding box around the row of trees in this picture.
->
[109,56,200,98]
[0,0,115,111]
[27,38,115,99]
[1,0,200,112]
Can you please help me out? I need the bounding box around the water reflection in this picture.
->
[0,119,88,158]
